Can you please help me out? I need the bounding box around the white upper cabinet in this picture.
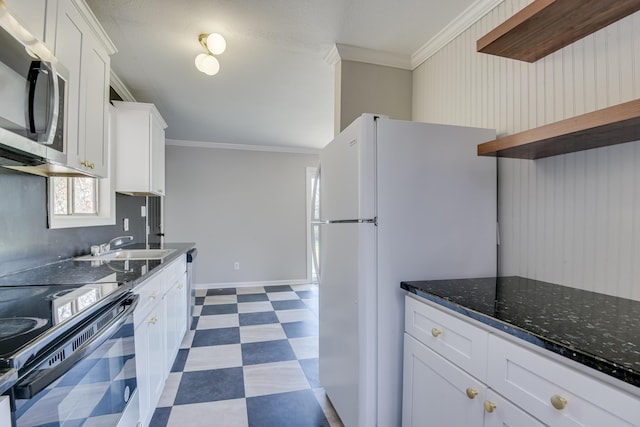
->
[3,0,57,48]
[112,101,168,196]
[54,0,115,178]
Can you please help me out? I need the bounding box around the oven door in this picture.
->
[11,294,139,427]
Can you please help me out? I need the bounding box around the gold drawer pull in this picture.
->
[178,283,184,289]
[465,388,478,399]
[484,401,496,413]
[551,395,567,410]
[148,316,158,325]
[150,293,157,300]
[431,328,442,337]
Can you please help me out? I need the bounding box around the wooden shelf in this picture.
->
[477,0,640,62]
[477,99,640,159]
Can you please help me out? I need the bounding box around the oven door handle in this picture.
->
[14,295,138,399]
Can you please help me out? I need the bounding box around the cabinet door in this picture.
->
[134,315,151,427]
[483,390,545,427]
[147,306,166,413]
[403,333,486,427]
[150,117,165,195]
[81,36,109,177]
[55,0,109,177]
[0,396,10,427]
[54,0,82,170]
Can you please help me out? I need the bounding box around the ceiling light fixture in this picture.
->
[195,33,226,76]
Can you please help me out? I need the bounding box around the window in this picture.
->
[53,177,98,216]
[48,174,115,229]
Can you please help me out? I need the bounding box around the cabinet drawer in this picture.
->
[165,256,186,284]
[405,296,488,381]
[487,334,640,427]
[134,276,163,322]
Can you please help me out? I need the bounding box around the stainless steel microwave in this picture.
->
[0,5,71,175]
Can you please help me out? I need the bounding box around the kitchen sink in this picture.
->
[75,249,176,261]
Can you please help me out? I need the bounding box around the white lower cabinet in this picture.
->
[0,395,10,427]
[403,333,487,426]
[402,295,639,427]
[134,257,189,427]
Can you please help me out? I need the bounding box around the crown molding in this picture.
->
[110,71,136,102]
[326,43,412,70]
[72,0,117,55]
[411,0,504,69]
[166,139,321,155]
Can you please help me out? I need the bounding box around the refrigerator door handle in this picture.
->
[311,165,321,283]
[324,218,377,225]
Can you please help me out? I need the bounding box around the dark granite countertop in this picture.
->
[0,242,196,289]
[0,242,195,394]
[401,276,640,389]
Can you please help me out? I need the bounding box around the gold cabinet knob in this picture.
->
[465,388,478,399]
[89,162,95,169]
[431,328,442,337]
[150,292,157,300]
[550,395,567,410]
[81,160,88,167]
[177,283,184,289]
[484,401,496,413]
[148,316,158,325]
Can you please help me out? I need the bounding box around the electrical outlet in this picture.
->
[234,261,240,270]
[123,218,129,231]
[141,206,146,217]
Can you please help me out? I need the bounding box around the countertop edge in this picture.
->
[401,282,640,393]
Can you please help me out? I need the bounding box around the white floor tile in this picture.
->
[180,330,195,349]
[240,323,287,343]
[204,294,237,305]
[291,284,317,291]
[167,399,248,427]
[193,305,203,317]
[237,301,273,313]
[196,314,239,330]
[267,291,299,301]
[313,388,345,427]
[275,309,316,324]
[289,336,319,360]
[157,372,182,408]
[195,289,208,297]
[236,286,265,295]
[243,360,310,397]
[184,344,242,371]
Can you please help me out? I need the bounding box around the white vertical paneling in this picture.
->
[412,0,640,300]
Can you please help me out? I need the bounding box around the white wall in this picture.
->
[412,0,640,300]
[336,60,412,133]
[164,145,318,286]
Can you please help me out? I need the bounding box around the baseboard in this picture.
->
[195,279,315,289]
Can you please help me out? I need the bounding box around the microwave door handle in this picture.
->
[25,61,58,145]
[13,296,139,399]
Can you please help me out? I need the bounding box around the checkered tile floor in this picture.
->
[149,284,344,427]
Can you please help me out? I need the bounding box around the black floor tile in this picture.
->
[192,327,240,347]
[264,285,293,293]
[206,288,237,296]
[237,293,269,303]
[282,320,318,338]
[174,368,245,404]
[241,339,297,365]
[195,296,205,306]
[149,406,171,427]
[295,290,316,299]
[201,303,238,315]
[299,358,321,388]
[271,299,307,311]
[246,390,329,427]
[171,348,189,372]
[239,311,279,326]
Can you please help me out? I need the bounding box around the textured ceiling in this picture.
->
[85,0,477,150]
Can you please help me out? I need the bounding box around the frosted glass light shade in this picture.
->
[206,33,226,55]
[195,53,220,75]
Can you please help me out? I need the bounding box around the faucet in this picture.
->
[96,235,133,255]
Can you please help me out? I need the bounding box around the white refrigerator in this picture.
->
[313,114,497,427]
